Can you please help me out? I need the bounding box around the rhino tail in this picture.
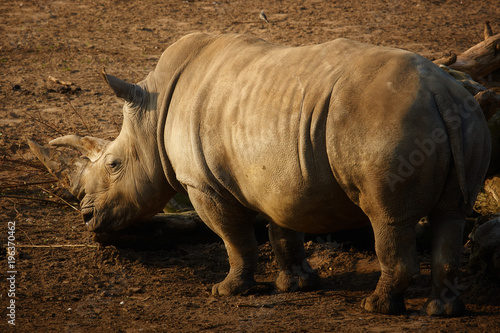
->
[433,91,470,211]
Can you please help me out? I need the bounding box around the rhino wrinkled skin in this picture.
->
[29,33,491,316]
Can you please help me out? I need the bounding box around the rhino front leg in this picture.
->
[425,213,466,316]
[268,222,321,292]
[361,220,420,315]
[187,187,258,296]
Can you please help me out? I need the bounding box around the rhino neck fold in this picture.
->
[118,113,175,211]
[154,63,187,194]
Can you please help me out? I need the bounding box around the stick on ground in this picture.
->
[48,75,73,86]
[64,95,94,136]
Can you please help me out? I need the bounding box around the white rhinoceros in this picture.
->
[28,33,491,316]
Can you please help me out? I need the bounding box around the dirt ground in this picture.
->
[1,0,500,332]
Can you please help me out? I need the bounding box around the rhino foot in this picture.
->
[275,270,321,292]
[361,293,406,315]
[212,275,257,296]
[425,298,465,317]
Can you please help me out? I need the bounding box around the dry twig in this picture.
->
[4,198,20,214]
[64,95,94,136]
[17,227,35,246]
[17,244,98,248]
[0,180,56,191]
[237,295,323,308]
[0,194,70,206]
[37,185,79,211]
[24,112,66,136]
[0,157,50,172]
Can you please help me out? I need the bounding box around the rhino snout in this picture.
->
[81,207,107,233]
[81,208,94,227]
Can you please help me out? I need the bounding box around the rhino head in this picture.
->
[28,70,175,232]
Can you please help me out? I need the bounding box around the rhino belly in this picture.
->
[273,205,370,234]
[245,178,370,234]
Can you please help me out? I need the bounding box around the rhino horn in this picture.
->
[27,138,64,175]
[100,67,145,104]
[27,138,89,199]
[49,135,109,162]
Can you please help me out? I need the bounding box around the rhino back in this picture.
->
[161,34,484,233]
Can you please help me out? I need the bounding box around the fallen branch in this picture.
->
[449,21,500,82]
[92,211,220,249]
[433,52,457,66]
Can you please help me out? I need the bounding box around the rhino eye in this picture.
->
[107,158,121,171]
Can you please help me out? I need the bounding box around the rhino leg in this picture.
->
[268,222,321,292]
[425,213,466,316]
[187,187,258,296]
[361,220,419,315]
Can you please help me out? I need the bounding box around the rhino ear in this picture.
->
[49,135,109,162]
[100,67,146,104]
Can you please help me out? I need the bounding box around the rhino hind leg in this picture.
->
[361,220,420,315]
[268,222,321,292]
[425,213,466,317]
[187,187,258,296]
